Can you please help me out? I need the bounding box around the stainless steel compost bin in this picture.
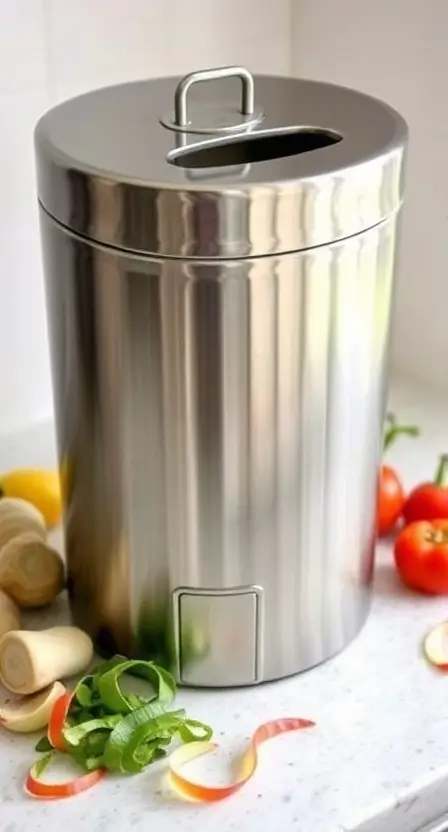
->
[35,65,408,686]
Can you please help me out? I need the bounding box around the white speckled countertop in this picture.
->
[1,374,448,832]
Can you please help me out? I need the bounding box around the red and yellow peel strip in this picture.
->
[47,691,73,751]
[25,761,104,800]
[25,690,105,800]
[168,716,315,802]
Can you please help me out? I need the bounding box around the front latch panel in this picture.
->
[173,586,264,687]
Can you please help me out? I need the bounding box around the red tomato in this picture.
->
[378,414,420,537]
[394,519,448,594]
[403,454,448,525]
[378,465,405,536]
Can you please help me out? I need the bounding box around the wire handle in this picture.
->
[173,66,255,127]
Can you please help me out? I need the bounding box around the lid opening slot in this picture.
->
[168,126,342,169]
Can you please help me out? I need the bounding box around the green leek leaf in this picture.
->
[34,736,53,753]
[96,660,175,714]
[103,703,182,772]
[63,715,122,748]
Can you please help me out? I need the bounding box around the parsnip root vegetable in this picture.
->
[0,627,93,695]
[0,589,20,638]
[0,681,65,733]
[0,499,46,551]
[0,497,46,527]
[0,533,64,608]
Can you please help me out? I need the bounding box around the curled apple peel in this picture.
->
[169,717,315,802]
[423,622,448,669]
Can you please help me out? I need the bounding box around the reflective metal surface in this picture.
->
[41,208,398,685]
[35,71,407,257]
[174,586,264,686]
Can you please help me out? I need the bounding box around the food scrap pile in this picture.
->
[0,468,314,802]
[25,657,213,799]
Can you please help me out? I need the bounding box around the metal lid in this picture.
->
[35,65,408,258]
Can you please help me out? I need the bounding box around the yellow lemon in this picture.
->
[0,469,62,528]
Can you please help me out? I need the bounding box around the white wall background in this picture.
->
[0,0,290,434]
[290,0,448,395]
[0,0,446,434]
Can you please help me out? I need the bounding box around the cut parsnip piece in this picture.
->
[0,533,64,607]
[0,497,46,526]
[0,497,47,552]
[0,626,93,694]
[0,514,47,551]
[0,589,20,638]
[0,680,65,733]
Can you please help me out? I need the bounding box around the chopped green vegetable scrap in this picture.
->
[34,657,212,777]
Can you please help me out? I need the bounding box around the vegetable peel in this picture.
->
[25,752,104,800]
[27,658,313,803]
[48,691,73,751]
[38,658,211,783]
[423,621,448,669]
[169,717,315,802]
[96,659,175,713]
